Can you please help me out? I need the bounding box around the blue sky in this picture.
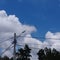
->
[0,0,60,40]
[1,0,60,59]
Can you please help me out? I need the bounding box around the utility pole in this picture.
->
[13,31,25,60]
[13,33,17,60]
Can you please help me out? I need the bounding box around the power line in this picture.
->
[0,34,60,44]
[16,42,39,44]
[16,35,60,40]
[17,42,60,46]
[0,32,25,44]
[0,44,13,56]
[16,44,50,49]
[17,42,60,49]
[17,44,41,49]
[0,36,60,46]
[0,32,60,57]
[0,37,14,44]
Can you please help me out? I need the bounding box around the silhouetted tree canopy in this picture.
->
[0,45,60,60]
[37,47,60,60]
[16,44,31,60]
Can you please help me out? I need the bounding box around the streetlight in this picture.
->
[13,31,26,60]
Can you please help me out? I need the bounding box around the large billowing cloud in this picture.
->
[0,10,60,60]
[45,31,60,51]
[0,10,42,60]
[0,10,36,56]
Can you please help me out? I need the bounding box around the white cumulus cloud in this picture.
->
[0,10,41,60]
[0,10,60,60]
[45,31,60,51]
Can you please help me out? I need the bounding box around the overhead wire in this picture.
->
[17,44,41,49]
[0,33,60,44]
[0,35,60,47]
[17,42,60,49]
[0,37,14,44]
[16,44,50,49]
[16,35,60,40]
[0,44,13,56]
[0,32,60,55]
[0,32,25,44]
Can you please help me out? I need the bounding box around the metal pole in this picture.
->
[13,33,17,60]
[13,31,25,60]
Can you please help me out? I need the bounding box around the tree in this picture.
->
[3,56,9,60]
[37,47,60,60]
[16,44,31,60]
[52,48,60,60]
[10,57,13,60]
[44,47,52,60]
[37,49,45,60]
[0,56,3,60]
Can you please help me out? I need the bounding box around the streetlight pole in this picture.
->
[13,33,17,60]
[13,31,25,60]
